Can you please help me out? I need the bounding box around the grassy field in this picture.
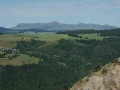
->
[0,34,79,48]
[0,54,39,66]
[78,33,104,40]
[0,33,104,48]
[0,32,105,66]
[0,51,5,54]
[0,34,36,48]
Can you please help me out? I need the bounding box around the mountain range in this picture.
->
[12,21,118,31]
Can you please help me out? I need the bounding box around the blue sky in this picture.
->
[0,0,120,27]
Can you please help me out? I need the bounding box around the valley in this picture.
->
[0,29,120,90]
[1,0,120,89]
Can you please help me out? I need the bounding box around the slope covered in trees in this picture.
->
[57,29,120,36]
[0,32,120,90]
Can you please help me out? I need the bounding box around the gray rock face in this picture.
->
[70,63,120,90]
[12,21,118,31]
[82,76,105,90]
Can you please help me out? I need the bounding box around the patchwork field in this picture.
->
[0,32,105,66]
[0,33,105,48]
[0,33,104,48]
[0,33,79,48]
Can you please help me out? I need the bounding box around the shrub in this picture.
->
[85,37,88,39]
[93,65,101,72]
[102,68,108,74]
[111,59,118,63]
[86,77,89,82]
[80,36,82,38]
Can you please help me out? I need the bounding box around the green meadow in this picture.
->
[0,33,104,48]
[0,54,39,66]
[0,34,77,48]
[78,33,104,40]
[0,32,105,66]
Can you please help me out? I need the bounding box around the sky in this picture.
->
[0,0,120,28]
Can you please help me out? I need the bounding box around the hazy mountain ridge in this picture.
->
[0,27,13,33]
[12,21,118,31]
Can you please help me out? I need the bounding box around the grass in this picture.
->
[0,54,39,66]
[0,51,5,54]
[35,34,79,41]
[0,33,105,48]
[0,34,35,48]
[0,33,105,66]
[78,33,104,40]
[0,40,16,49]
[0,34,79,48]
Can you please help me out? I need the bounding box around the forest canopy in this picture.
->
[0,29,120,90]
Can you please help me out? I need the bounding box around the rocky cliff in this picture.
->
[70,58,120,90]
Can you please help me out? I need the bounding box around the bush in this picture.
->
[80,36,82,38]
[61,85,68,90]
[85,37,88,39]
[8,54,19,60]
[93,65,101,72]
[102,68,108,74]
[86,77,89,82]
[111,59,118,63]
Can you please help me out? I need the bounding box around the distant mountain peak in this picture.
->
[49,21,60,24]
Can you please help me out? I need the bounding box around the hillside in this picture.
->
[0,29,120,90]
[70,58,120,90]
[0,27,12,33]
[12,21,117,31]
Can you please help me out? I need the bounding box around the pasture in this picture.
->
[0,54,39,66]
[0,32,105,66]
[0,34,78,48]
[78,33,104,40]
[0,33,104,48]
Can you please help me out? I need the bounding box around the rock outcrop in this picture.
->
[70,58,120,90]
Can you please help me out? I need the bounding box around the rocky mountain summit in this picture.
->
[70,58,120,90]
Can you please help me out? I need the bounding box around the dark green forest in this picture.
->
[57,29,120,36]
[0,29,120,90]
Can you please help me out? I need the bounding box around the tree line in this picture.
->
[57,29,120,37]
